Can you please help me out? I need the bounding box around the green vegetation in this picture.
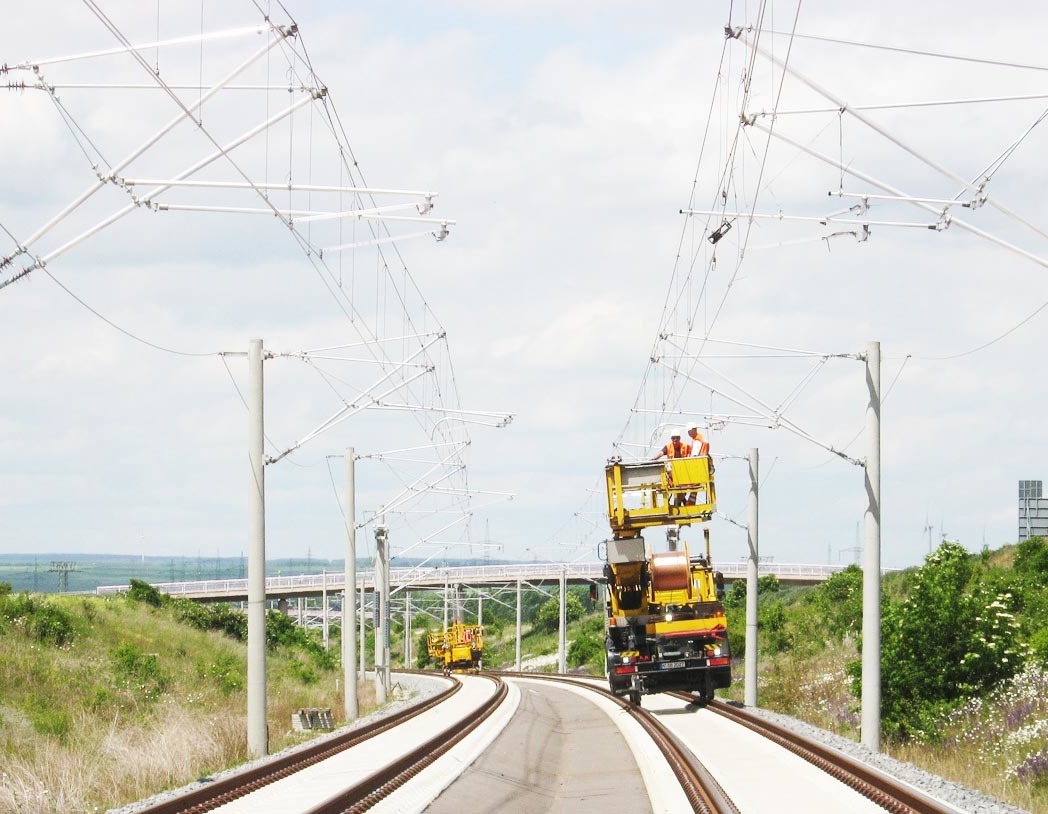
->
[412,585,606,675]
[411,537,1048,814]
[722,540,1048,812]
[855,542,1026,740]
[8,540,1048,812]
[0,583,357,813]
[534,592,586,632]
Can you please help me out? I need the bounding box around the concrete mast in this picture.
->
[246,338,267,758]
[861,340,882,750]
[344,449,358,719]
[745,447,759,708]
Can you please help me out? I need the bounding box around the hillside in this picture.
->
[720,540,1048,812]
[0,584,358,813]
[4,541,1048,812]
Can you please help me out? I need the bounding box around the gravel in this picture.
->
[106,673,447,814]
[745,705,1030,814]
[108,674,1030,814]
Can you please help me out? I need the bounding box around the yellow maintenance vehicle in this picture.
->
[600,453,731,706]
[427,622,484,675]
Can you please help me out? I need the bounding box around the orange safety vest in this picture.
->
[691,434,710,456]
[661,440,692,458]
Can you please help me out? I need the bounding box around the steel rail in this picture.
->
[501,672,739,814]
[134,677,461,814]
[303,674,509,814]
[694,696,959,814]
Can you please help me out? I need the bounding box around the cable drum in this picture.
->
[650,551,691,593]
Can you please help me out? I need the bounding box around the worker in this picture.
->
[654,429,691,507]
[686,423,710,457]
[685,423,710,506]
[653,429,692,460]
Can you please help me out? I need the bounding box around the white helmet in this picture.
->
[670,427,683,438]
[685,422,700,433]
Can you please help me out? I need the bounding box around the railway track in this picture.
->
[499,674,965,814]
[304,675,508,814]
[502,672,739,814]
[691,695,962,814]
[126,671,972,814]
[130,673,482,814]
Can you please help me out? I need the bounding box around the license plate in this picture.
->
[660,661,685,670]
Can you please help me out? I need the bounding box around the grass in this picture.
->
[721,641,1048,812]
[424,593,1048,812]
[14,585,1043,813]
[496,594,1047,812]
[463,615,605,675]
[0,592,376,814]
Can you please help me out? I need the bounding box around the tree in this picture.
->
[534,593,585,633]
[725,574,781,609]
[1014,537,1048,585]
[567,632,603,669]
[852,541,1025,740]
[759,602,790,653]
[415,630,433,669]
[805,564,863,643]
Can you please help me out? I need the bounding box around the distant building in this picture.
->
[1019,480,1048,542]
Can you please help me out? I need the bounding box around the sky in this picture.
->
[2,1,1048,572]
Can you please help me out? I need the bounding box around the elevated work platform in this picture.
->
[605,457,715,535]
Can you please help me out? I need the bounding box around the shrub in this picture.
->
[806,564,863,642]
[113,643,170,701]
[286,659,320,685]
[416,630,434,668]
[264,611,337,671]
[759,602,791,653]
[567,631,603,669]
[1014,537,1048,586]
[725,580,746,609]
[758,574,781,594]
[88,686,115,712]
[199,653,244,695]
[171,598,247,640]
[534,593,585,633]
[726,574,783,610]
[126,579,163,607]
[852,541,1026,741]
[1,593,75,647]
[1030,627,1048,666]
[28,699,70,738]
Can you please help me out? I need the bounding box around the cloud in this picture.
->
[1,1,1047,573]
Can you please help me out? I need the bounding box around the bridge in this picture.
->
[94,561,855,602]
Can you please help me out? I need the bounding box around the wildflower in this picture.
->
[1013,751,1048,784]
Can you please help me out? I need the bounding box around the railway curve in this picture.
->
[115,671,1021,814]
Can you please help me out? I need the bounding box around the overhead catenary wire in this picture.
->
[739,31,1048,245]
[576,6,1048,557]
[22,9,465,457]
[748,91,1048,117]
[6,23,273,70]
[749,120,1048,272]
[754,27,1048,73]
[2,3,484,551]
[620,2,814,456]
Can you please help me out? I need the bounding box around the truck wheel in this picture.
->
[703,671,715,702]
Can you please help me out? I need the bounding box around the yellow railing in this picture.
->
[605,458,716,533]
